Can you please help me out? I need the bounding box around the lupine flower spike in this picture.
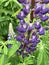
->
[15,0,45,58]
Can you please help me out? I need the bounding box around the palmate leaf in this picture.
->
[37,31,49,65]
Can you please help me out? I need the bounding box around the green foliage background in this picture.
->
[0,0,22,40]
[0,0,49,65]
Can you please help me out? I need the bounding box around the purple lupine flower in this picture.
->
[17,11,26,20]
[30,47,36,51]
[22,2,30,15]
[31,43,37,47]
[7,44,12,48]
[44,0,49,3]
[23,2,30,9]
[15,0,46,57]
[38,26,45,35]
[41,3,46,9]
[23,22,28,29]
[32,33,37,39]
[35,2,41,8]
[16,26,26,33]
[34,21,41,29]
[39,14,49,21]
[22,8,30,15]
[40,15,49,21]
[28,26,34,31]
[16,36,22,42]
[35,0,41,2]
[36,39,40,43]
[19,44,23,49]
[35,3,42,14]
[18,0,25,3]
[30,34,38,43]
[30,38,39,43]
[25,47,31,54]
[24,38,28,44]
[40,8,49,14]
[18,32,24,38]
[35,7,41,14]
[28,23,34,31]
[45,27,49,30]
[20,20,25,25]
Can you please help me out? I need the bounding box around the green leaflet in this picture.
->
[4,1,9,7]
[37,41,44,65]
[8,41,20,58]
[6,39,17,44]
[46,3,49,8]
[3,45,8,55]
[13,0,23,8]
[0,55,5,65]
[5,63,11,65]
[17,63,27,65]
[24,55,34,65]
[12,9,21,17]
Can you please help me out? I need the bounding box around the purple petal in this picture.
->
[31,43,37,47]
[34,21,41,29]
[24,38,28,44]
[38,27,45,35]
[22,8,30,15]
[18,0,25,3]
[17,11,26,20]
[44,0,49,3]
[40,8,49,14]
[35,7,41,14]
[7,44,12,48]
[31,47,36,51]
[41,16,49,21]
[16,36,22,42]
[16,26,26,33]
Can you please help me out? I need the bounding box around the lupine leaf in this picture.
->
[4,1,9,7]
[3,45,8,55]
[13,0,23,8]
[8,40,20,58]
[0,55,5,65]
[37,31,49,65]
[46,3,49,8]
[24,55,34,65]
[12,9,21,17]
[5,63,11,65]
[17,63,27,65]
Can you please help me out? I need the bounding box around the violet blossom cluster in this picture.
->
[16,0,45,57]
[34,0,49,21]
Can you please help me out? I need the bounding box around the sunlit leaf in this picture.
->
[8,41,20,58]
[0,55,5,65]
[3,45,8,55]
[37,40,49,65]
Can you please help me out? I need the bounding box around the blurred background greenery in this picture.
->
[0,0,23,41]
